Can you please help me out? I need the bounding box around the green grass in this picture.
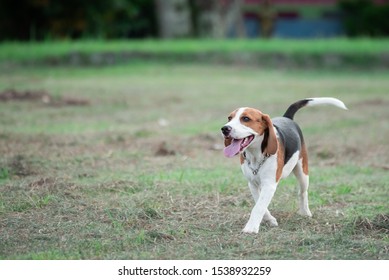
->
[0,59,388,260]
[1,38,389,63]
[0,167,10,181]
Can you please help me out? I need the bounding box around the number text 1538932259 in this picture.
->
[211,266,271,276]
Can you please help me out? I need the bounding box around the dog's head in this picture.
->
[221,107,278,158]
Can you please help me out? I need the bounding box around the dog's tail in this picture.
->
[283,97,348,120]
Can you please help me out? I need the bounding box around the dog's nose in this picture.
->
[221,125,232,136]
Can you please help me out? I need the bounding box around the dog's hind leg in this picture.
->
[293,159,312,217]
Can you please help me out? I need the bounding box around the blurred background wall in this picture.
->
[0,0,388,41]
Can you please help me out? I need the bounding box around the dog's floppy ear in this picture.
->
[224,137,232,147]
[261,114,278,155]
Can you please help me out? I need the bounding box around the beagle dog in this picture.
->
[221,97,347,233]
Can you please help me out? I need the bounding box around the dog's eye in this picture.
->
[227,116,232,121]
[242,116,251,122]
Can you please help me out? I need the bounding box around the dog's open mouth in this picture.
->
[224,135,254,158]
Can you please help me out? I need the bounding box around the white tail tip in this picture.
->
[307,97,348,110]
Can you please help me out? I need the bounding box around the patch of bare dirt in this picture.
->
[190,133,224,151]
[0,89,48,102]
[352,98,389,108]
[0,89,89,107]
[155,141,176,156]
[28,177,57,190]
[7,155,36,177]
[354,214,389,234]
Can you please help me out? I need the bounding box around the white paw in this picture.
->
[242,223,260,234]
[263,213,278,227]
[267,217,278,227]
[298,209,312,217]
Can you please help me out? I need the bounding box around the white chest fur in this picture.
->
[241,153,277,184]
[241,149,300,185]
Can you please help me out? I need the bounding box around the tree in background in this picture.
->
[259,0,275,39]
[0,0,157,41]
[339,0,389,37]
[185,0,246,38]
[213,0,246,38]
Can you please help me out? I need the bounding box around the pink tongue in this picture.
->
[224,139,243,158]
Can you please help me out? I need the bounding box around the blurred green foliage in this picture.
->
[339,0,389,37]
[0,0,157,41]
[1,0,389,41]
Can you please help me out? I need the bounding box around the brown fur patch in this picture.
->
[227,109,238,122]
[224,137,232,147]
[239,108,266,135]
[301,142,309,175]
[240,154,245,164]
[261,114,278,155]
[276,140,285,182]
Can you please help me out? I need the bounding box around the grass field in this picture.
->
[1,38,389,63]
[0,48,388,259]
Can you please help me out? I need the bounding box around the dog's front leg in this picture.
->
[248,182,260,201]
[242,183,277,234]
[248,182,278,227]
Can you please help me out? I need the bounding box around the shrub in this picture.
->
[339,0,389,37]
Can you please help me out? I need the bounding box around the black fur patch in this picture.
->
[272,117,304,165]
[283,99,312,120]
